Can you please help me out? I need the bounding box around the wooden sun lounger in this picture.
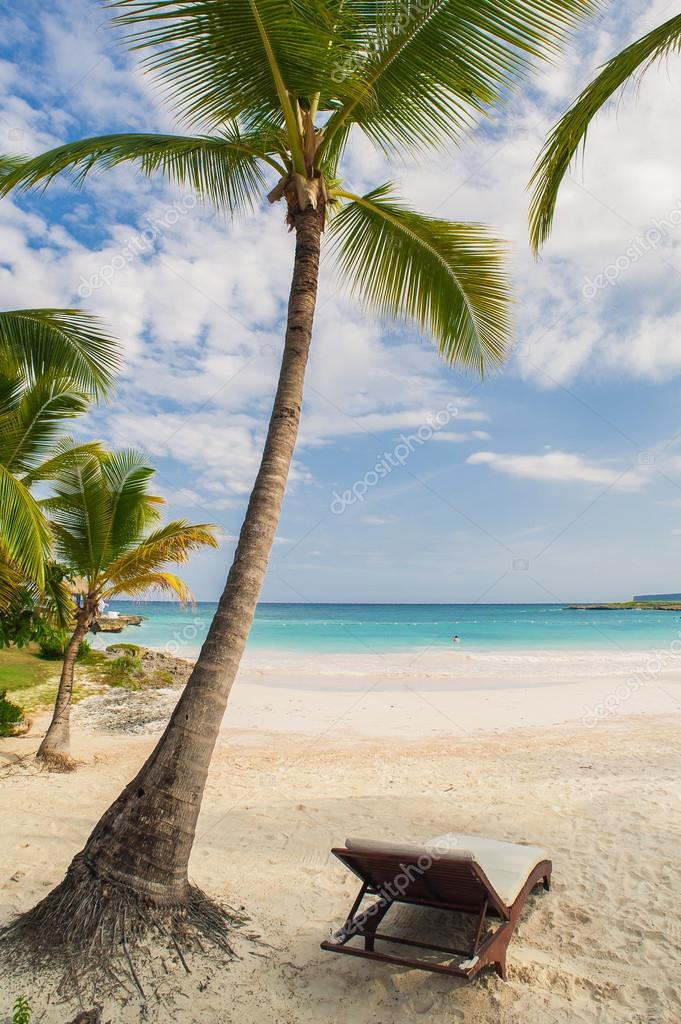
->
[320,834,552,980]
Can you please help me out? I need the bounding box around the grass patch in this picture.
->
[106,642,141,656]
[0,643,176,723]
[0,645,60,712]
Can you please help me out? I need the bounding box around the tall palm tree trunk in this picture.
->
[56,202,321,904]
[37,607,92,769]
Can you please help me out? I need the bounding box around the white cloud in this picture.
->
[431,430,491,443]
[466,450,646,490]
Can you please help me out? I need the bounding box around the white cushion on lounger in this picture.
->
[345,833,548,907]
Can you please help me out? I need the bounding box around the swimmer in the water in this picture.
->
[452,635,460,643]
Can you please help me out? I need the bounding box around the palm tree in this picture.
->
[0,308,119,609]
[529,12,681,251]
[36,448,218,769]
[0,0,594,980]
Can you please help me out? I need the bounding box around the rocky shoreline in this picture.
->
[103,643,192,685]
[72,644,192,735]
[90,614,147,633]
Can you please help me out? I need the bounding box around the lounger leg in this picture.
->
[362,898,393,951]
[543,872,551,891]
[494,954,507,981]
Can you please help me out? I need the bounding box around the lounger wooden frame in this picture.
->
[321,846,552,980]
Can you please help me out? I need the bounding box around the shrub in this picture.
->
[38,628,71,660]
[106,654,144,688]
[0,691,25,737]
[12,997,31,1024]
[77,638,92,659]
[106,643,141,656]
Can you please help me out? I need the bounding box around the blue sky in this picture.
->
[2,0,681,602]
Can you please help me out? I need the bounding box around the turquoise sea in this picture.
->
[96,602,681,658]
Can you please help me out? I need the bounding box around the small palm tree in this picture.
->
[530,12,681,250]
[0,0,594,981]
[0,308,119,609]
[36,448,218,769]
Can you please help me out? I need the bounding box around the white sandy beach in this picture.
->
[2,649,681,1023]
[73,645,681,739]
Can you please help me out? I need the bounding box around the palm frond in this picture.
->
[1,379,90,477]
[103,571,195,603]
[0,131,283,214]
[41,564,77,628]
[0,155,29,182]
[529,12,681,251]
[100,449,163,558]
[0,309,120,397]
[328,184,511,373]
[45,454,109,580]
[23,438,106,487]
[0,464,51,586]
[318,0,597,161]
[44,450,161,578]
[100,520,218,592]
[0,556,25,612]
[107,0,349,142]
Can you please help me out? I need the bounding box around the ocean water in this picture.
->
[94,602,681,658]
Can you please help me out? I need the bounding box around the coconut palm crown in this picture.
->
[1,0,598,371]
[36,447,218,767]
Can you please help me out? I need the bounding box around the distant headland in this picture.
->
[566,598,681,611]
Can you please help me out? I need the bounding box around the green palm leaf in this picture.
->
[0,556,25,612]
[101,520,218,594]
[0,155,28,181]
[107,0,349,146]
[46,455,109,579]
[318,0,597,161]
[0,309,120,397]
[529,12,681,251]
[1,379,90,477]
[0,132,282,214]
[103,571,195,603]
[0,464,51,585]
[44,450,216,601]
[328,184,510,372]
[23,438,106,487]
[100,449,163,560]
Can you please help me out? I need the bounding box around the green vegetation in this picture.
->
[37,628,72,659]
[105,642,141,656]
[107,654,144,688]
[12,997,31,1024]
[33,448,217,765]
[0,689,24,737]
[566,602,681,611]
[530,12,681,250]
[0,308,119,614]
[78,646,173,690]
[0,644,59,714]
